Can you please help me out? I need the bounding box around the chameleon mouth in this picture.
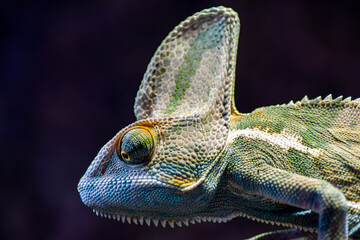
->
[91,208,316,233]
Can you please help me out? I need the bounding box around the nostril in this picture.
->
[101,166,106,175]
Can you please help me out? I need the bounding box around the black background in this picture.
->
[2,1,360,239]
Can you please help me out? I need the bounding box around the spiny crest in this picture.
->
[286,94,360,108]
[92,207,317,232]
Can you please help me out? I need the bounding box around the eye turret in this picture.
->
[118,127,154,164]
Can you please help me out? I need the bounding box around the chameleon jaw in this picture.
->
[90,208,317,234]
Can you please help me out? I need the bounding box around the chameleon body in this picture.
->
[78,6,360,239]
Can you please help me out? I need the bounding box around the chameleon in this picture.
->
[78,6,360,240]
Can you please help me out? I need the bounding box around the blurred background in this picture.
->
[2,0,360,239]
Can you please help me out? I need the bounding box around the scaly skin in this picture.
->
[78,6,360,239]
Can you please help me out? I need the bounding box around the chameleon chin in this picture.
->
[78,6,360,240]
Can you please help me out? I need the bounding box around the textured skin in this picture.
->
[78,6,360,240]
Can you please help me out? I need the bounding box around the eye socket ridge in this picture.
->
[117,126,155,164]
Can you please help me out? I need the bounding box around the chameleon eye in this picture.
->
[118,127,154,164]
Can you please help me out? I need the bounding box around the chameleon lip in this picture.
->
[91,208,316,233]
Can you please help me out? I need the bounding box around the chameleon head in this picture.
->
[77,117,228,221]
[78,6,240,225]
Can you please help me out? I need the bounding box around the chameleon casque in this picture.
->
[78,6,360,240]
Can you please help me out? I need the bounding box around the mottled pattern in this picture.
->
[232,96,360,200]
[78,6,360,240]
[228,95,360,239]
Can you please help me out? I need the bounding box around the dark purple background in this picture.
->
[2,1,360,239]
